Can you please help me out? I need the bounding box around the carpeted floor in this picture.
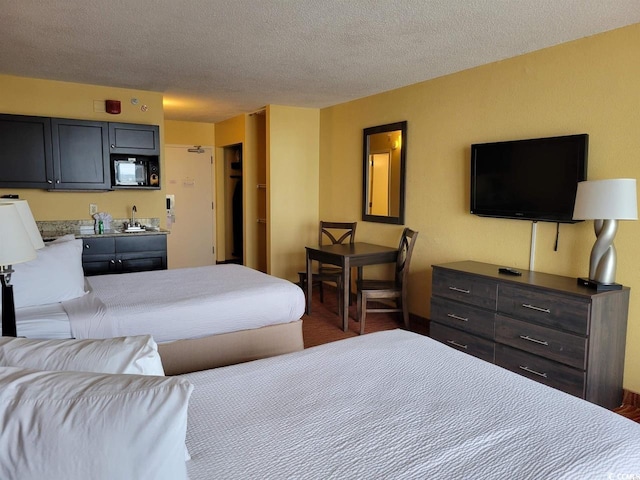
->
[301,286,640,423]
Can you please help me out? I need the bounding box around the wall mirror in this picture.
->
[362,121,407,224]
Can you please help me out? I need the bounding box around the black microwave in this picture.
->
[111,156,160,188]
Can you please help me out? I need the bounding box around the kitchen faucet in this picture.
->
[131,205,137,226]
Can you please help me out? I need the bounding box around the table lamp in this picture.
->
[572,178,638,291]
[0,200,45,337]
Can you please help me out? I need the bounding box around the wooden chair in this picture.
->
[299,221,357,313]
[356,228,419,335]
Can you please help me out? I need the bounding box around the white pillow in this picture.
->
[0,335,165,376]
[11,239,87,308]
[0,366,192,480]
[50,233,76,243]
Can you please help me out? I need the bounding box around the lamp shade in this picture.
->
[0,199,44,250]
[0,204,38,266]
[573,178,638,221]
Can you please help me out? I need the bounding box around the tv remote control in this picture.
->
[498,267,522,276]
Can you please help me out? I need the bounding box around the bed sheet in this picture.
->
[63,264,305,343]
[11,303,72,339]
[182,329,640,479]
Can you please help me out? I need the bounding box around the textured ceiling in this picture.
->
[1,1,639,123]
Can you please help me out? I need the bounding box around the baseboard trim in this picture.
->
[622,389,640,408]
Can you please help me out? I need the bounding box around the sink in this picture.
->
[122,226,145,233]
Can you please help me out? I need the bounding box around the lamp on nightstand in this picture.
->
[572,178,638,291]
[0,200,45,337]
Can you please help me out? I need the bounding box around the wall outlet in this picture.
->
[89,204,98,215]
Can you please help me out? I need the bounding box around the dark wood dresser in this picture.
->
[430,260,630,409]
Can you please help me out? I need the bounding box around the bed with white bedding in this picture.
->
[182,329,640,479]
[7,238,306,374]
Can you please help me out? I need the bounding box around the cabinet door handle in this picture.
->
[111,144,115,148]
[447,313,468,322]
[84,244,90,249]
[519,365,548,378]
[519,335,549,346]
[522,303,551,314]
[118,259,122,264]
[110,260,115,264]
[447,340,468,349]
[47,179,53,184]
[448,286,470,294]
[56,179,60,184]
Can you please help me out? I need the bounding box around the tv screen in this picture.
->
[470,134,588,223]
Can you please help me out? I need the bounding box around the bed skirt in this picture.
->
[158,320,304,375]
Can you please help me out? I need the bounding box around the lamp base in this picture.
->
[577,277,623,291]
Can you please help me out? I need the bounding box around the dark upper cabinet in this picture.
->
[0,114,160,190]
[109,123,159,155]
[51,118,110,190]
[0,114,54,188]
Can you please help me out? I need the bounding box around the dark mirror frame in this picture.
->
[362,121,407,225]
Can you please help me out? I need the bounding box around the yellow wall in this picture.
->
[267,105,320,280]
[0,74,165,225]
[164,120,214,146]
[319,23,640,391]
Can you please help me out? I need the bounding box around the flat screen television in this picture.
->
[470,134,588,223]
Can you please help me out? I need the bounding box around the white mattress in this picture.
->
[13,303,72,339]
[63,264,305,343]
[182,329,640,479]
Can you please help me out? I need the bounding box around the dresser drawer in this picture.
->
[495,315,586,369]
[495,344,585,399]
[497,284,589,334]
[430,296,494,339]
[430,323,495,363]
[432,268,497,310]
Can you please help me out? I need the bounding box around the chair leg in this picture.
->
[319,280,324,303]
[359,291,367,335]
[401,294,409,328]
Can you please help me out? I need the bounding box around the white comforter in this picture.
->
[62,264,305,343]
[183,329,640,479]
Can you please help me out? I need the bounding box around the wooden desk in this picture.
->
[305,242,398,332]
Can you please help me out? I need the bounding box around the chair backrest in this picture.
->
[395,228,419,285]
[319,221,357,246]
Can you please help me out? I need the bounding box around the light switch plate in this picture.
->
[89,203,98,215]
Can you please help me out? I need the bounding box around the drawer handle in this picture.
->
[447,340,468,350]
[447,313,468,322]
[519,335,549,346]
[85,244,90,249]
[521,303,551,314]
[519,365,548,378]
[448,286,470,294]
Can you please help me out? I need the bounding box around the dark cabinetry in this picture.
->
[430,260,629,409]
[51,118,110,189]
[0,113,159,190]
[81,235,167,276]
[0,114,53,188]
[109,123,159,155]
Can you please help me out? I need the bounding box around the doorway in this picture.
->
[164,145,216,268]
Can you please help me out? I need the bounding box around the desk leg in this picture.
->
[306,253,312,315]
[342,258,350,332]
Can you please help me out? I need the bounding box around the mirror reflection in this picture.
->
[362,121,407,224]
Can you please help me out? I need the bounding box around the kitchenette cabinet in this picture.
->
[51,118,110,190]
[109,123,159,155]
[0,114,53,189]
[0,113,159,190]
[81,234,167,275]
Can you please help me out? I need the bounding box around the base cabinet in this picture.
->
[81,235,167,276]
[430,261,630,409]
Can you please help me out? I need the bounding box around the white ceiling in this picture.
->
[2,1,639,123]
